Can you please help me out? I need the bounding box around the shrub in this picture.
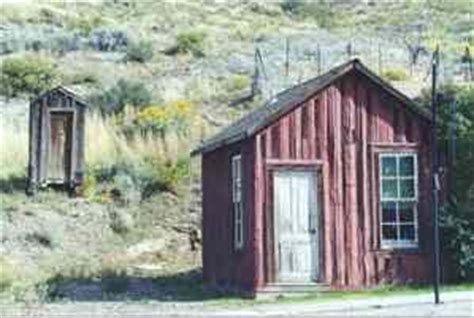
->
[108,206,134,234]
[76,174,97,198]
[88,29,128,52]
[64,71,98,85]
[124,40,154,63]
[134,100,194,138]
[135,105,170,134]
[381,67,410,82]
[144,157,190,196]
[280,0,342,28]
[0,56,57,98]
[25,229,55,248]
[227,74,250,92]
[51,34,81,55]
[0,24,81,55]
[91,79,152,114]
[166,32,206,57]
[280,0,303,14]
[0,257,17,292]
[66,15,104,36]
[440,191,474,281]
[420,85,474,281]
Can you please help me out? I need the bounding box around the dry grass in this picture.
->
[85,109,200,171]
[0,102,204,181]
[0,111,29,179]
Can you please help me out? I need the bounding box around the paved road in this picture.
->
[1,291,472,317]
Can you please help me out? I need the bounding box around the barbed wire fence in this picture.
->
[252,34,472,100]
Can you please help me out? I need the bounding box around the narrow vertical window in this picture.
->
[379,153,418,249]
[232,154,244,250]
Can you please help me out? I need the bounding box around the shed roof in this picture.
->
[31,85,89,107]
[192,59,431,156]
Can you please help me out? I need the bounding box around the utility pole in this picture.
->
[431,45,441,305]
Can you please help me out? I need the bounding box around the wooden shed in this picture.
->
[27,86,87,193]
[192,59,435,295]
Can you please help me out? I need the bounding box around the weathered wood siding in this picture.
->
[201,139,257,292]
[253,72,433,289]
[28,88,86,191]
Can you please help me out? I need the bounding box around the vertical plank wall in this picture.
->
[253,72,433,289]
[201,139,257,292]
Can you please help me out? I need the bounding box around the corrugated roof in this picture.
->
[192,59,430,155]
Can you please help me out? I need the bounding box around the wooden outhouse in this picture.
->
[192,59,435,295]
[27,86,87,193]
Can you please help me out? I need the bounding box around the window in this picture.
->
[232,155,244,250]
[379,153,418,249]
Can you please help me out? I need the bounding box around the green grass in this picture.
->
[204,283,474,308]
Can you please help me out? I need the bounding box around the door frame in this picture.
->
[264,159,324,284]
[45,109,76,184]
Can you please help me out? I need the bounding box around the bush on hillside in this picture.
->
[280,0,304,14]
[88,29,128,52]
[66,15,104,36]
[0,257,17,292]
[91,79,151,114]
[381,67,410,82]
[89,156,191,201]
[134,100,194,137]
[0,56,57,98]
[124,40,154,63]
[165,32,206,57]
[143,157,190,197]
[227,74,250,92]
[280,0,341,28]
[63,70,98,85]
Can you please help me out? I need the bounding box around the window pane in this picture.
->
[400,224,415,240]
[382,201,397,222]
[382,179,398,198]
[399,178,415,198]
[382,224,397,240]
[399,156,414,176]
[381,157,397,176]
[399,202,415,222]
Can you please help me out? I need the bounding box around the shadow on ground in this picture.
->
[44,268,239,302]
[0,176,27,193]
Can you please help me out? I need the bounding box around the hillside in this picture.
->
[0,0,472,305]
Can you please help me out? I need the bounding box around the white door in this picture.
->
[274,170,319,282]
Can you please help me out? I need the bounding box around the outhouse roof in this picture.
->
[31,85,89,107]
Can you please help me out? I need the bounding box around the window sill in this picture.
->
[373,247,427,255]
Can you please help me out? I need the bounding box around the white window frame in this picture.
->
[232,154,244,250]
[379,152,419,249]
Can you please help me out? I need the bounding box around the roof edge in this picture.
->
[192,58,431,156]
[31,85,89,107]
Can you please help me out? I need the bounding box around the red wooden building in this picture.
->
[192,59,434,295]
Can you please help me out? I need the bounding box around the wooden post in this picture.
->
[378,43,383,74]
[317,44,322,75]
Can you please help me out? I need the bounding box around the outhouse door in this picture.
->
[273,170,319,282]
[47,112,73,182]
